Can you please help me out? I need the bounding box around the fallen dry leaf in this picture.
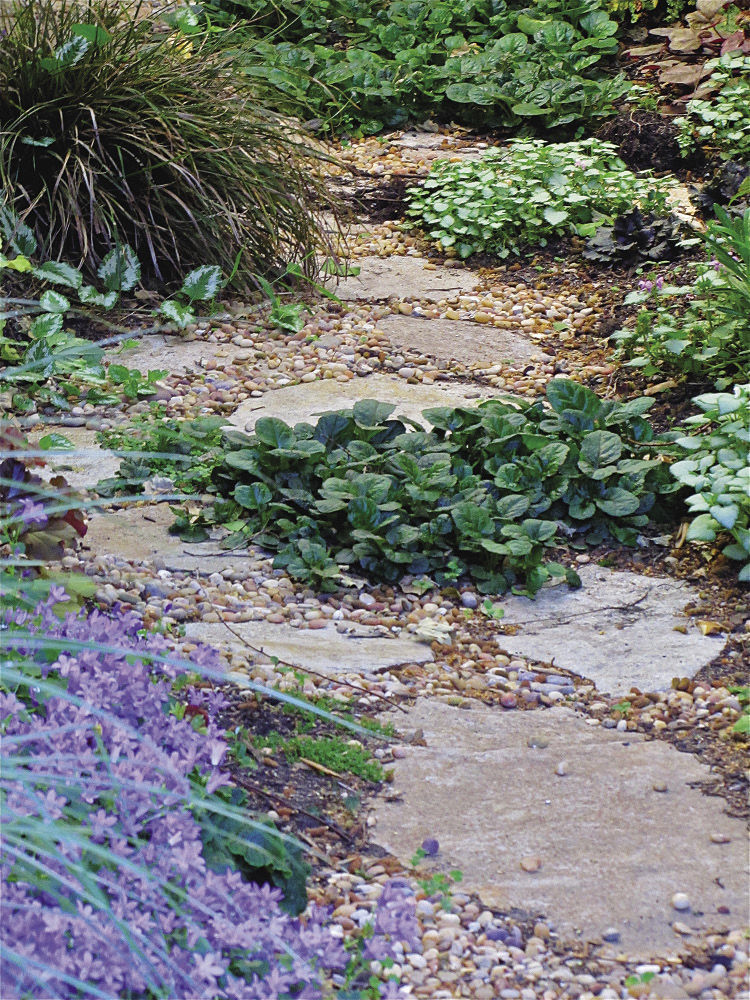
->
[695,620,726,636]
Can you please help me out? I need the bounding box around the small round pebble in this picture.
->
[602,927,621,943]
[671,892,690,911]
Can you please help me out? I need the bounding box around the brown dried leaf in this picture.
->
[659,63,710,87]
[625,43,666,57]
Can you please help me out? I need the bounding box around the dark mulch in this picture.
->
[596,109,691,174]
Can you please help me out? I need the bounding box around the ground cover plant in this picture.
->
[670,383,750,581]
[0,577,425,998]
[614,204,750,385]
[101,379,683,597]
[0,0,336,287]
[675,53,750,163]
[404,138,673,259]
[204,0,628,134]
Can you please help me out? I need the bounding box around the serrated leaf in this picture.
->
[29,313,64,339]
[79,285,119,309]
[159,300,194,328]
[39,290,70,313]
[543,207,569,226]
[97,244,140,292]
[34,261,83,290]
[179,265,223,302]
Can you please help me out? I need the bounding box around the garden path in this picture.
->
[50,128,749,997]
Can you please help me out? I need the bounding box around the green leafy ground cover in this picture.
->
[205,0,629,134]
[404,137,674,258]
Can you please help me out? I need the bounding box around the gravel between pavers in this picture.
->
[35,129,749,999]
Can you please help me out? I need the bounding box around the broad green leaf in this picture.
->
[709,503,738,530]
[595,487,640,517]
[79,285,118,309]
[543,207,569,226]
[98,244,140,292]
[352,399,396,429]
[179,265,223,302]
[685,513,718,542]
[39,434,75,451]
[495,494,530,520]
[71,22,112,45]
[234,483,273,509]
[159,300,194,328]
[0,205,37,256]
[39,290,70,313]
[29,313,64,339]
[452,502,494,537]
[254,417,295,449]
[33,261,82,290]
[579,430,622,469]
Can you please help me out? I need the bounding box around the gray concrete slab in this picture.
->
[495,565,724,697]
[186,619,433,677]
[227,374,493,434]
[372,699,749,956]
[103,334,229,377]
[330,255,479,302]
[376,314,535,366]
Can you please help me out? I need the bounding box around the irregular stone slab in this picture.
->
[81,503,259,573]
[331,256,479,302]
[186,620,433,677]
[387,131,492,164]
[372,699,749,956]
[30,427,120,492]
[496,565,723,697]
[103,333,226,376]
[228,374,492,433]
[376,314,535,366]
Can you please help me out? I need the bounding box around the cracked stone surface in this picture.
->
[372,699,749,957]
[228,374,492,433]
[375,313,535,366]
[495,565,724,697]
[330,255,480,302]
[81,503,259,573]
[186,620,433,677]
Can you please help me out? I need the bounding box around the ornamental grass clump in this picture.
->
[0,0,336,288]
[1,594,357,999]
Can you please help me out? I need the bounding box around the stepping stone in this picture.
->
[81,503,258,573]
[372,699,748,956]
[495,565,723,697]
[331,255,479,302]
[376,314,535,367]
[31,427,120,492]
[186,620,433,678]
[228,373,493,433]
[103,333,226,377]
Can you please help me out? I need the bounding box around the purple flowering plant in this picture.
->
[1,592,393,999]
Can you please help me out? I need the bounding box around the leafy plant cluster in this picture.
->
[0,0,335,287]
[405,138,672,259]
[97,412,229,496]
[675,54,750,163]
[614,205,750,385]
[164,378,681,598]
[256,729,385,782]
[583,207,686,265]
[603,0,657,23]
[1,590,422,998]
[670,384,750,582]
[1,236,225,413]
[0,594,336,997]
[206,0,628,134]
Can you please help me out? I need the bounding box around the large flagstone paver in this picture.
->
[186,620,433,677]
[81,503,258,573]
[102,333,228,376]
[494,565,724,697]
[31,427,120,492]
[375,313,535,366]
[227,373,493,433]
[331,255,480,302]
[372,699,749,957]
